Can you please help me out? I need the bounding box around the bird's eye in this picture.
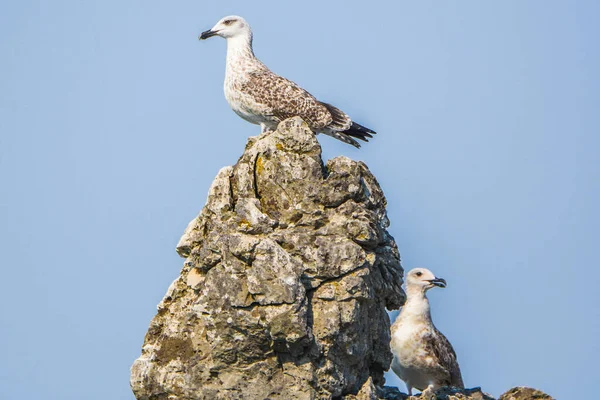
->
[415,271,422,277]
[223,19,235,25]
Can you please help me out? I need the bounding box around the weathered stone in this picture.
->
[131,117,405,399]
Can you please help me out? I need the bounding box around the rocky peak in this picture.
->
[131,117,405,399]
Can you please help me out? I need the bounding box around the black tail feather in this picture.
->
[343,122,376,142]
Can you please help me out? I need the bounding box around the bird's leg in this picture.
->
[406,385,413,396]
[260,123,272,134]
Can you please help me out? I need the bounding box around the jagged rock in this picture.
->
[498,387,554,400]
[131,117,405,399]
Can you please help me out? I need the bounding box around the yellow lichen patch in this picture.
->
[255,155,264,175]
[239,219,251,229]
[366,253,376,265]
[356,232,368,242]
[275,143,284,151]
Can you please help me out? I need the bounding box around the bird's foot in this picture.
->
[419,385,436,400]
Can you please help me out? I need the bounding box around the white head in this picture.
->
[199,15,251,40]
[405,268,447,292]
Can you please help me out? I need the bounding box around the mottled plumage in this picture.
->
[390,268,464,396]
[199,15,375,148]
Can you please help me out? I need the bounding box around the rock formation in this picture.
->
[130,117,554,400]
[131,117,405,399]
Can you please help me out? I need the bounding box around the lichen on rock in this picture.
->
[131,117,405,399]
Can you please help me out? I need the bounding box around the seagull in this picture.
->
[390,268,464,396]
[199,15,376,148]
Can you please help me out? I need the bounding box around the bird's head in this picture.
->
[199,15,250,40]
[406,268,447,291]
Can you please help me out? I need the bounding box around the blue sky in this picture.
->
[1,1,598,399]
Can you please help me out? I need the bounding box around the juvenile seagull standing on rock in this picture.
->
[199,15,376,148]
[390,268,464,396]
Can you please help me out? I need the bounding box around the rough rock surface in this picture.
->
[131,117,405,399]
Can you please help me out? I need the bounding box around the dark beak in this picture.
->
[428,277,447,288]
[199,29,218,40]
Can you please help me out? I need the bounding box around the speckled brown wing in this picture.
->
[239,70,333,130]
[425,328,464,388]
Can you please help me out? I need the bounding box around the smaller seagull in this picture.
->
[390,268,464,396]
[199,16,376,148]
